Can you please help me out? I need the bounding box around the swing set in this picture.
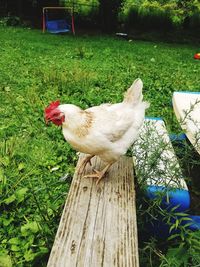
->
[42,6,75,35]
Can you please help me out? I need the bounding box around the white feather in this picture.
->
[59,79,149,164]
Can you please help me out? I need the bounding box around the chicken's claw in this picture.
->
[83,169,104,185]
[77,155,94,175]
[83,163,113,185]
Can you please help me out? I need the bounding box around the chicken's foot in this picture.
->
[77,154,94,175]
[83,163,113,185]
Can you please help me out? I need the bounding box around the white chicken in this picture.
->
[45,78,149,184]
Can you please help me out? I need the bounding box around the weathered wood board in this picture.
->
[47,154,139,267]
[172,91,200,155]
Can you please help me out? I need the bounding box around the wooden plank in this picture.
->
[47,154,139,267]
[172,91,200,155]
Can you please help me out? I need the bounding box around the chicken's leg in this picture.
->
[77,154,94,174]
[83,163,113,185]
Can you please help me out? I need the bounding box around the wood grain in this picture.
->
[47,154,139,267]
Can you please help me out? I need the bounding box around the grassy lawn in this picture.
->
[0,26,200,266]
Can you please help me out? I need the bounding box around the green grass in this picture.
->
[0,26,200,266]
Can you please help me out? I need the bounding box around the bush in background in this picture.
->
[120,0,200,32]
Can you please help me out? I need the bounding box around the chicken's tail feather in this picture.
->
[123,78,144,105]
[142,101,150,109]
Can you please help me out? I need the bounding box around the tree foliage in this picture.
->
[122,0,200,26]
[98,0,123,32]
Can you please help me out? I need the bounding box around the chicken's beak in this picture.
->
[44,111,53,124]
[45,118,49,124]
[45,115,51,124]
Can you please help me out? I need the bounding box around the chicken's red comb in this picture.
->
[45,100,60,114]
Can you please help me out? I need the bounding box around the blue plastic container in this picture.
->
[146,185,200,237]
[146,185,190,212]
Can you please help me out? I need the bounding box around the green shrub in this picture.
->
[0,16,21,27]
[121,0,200,31]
